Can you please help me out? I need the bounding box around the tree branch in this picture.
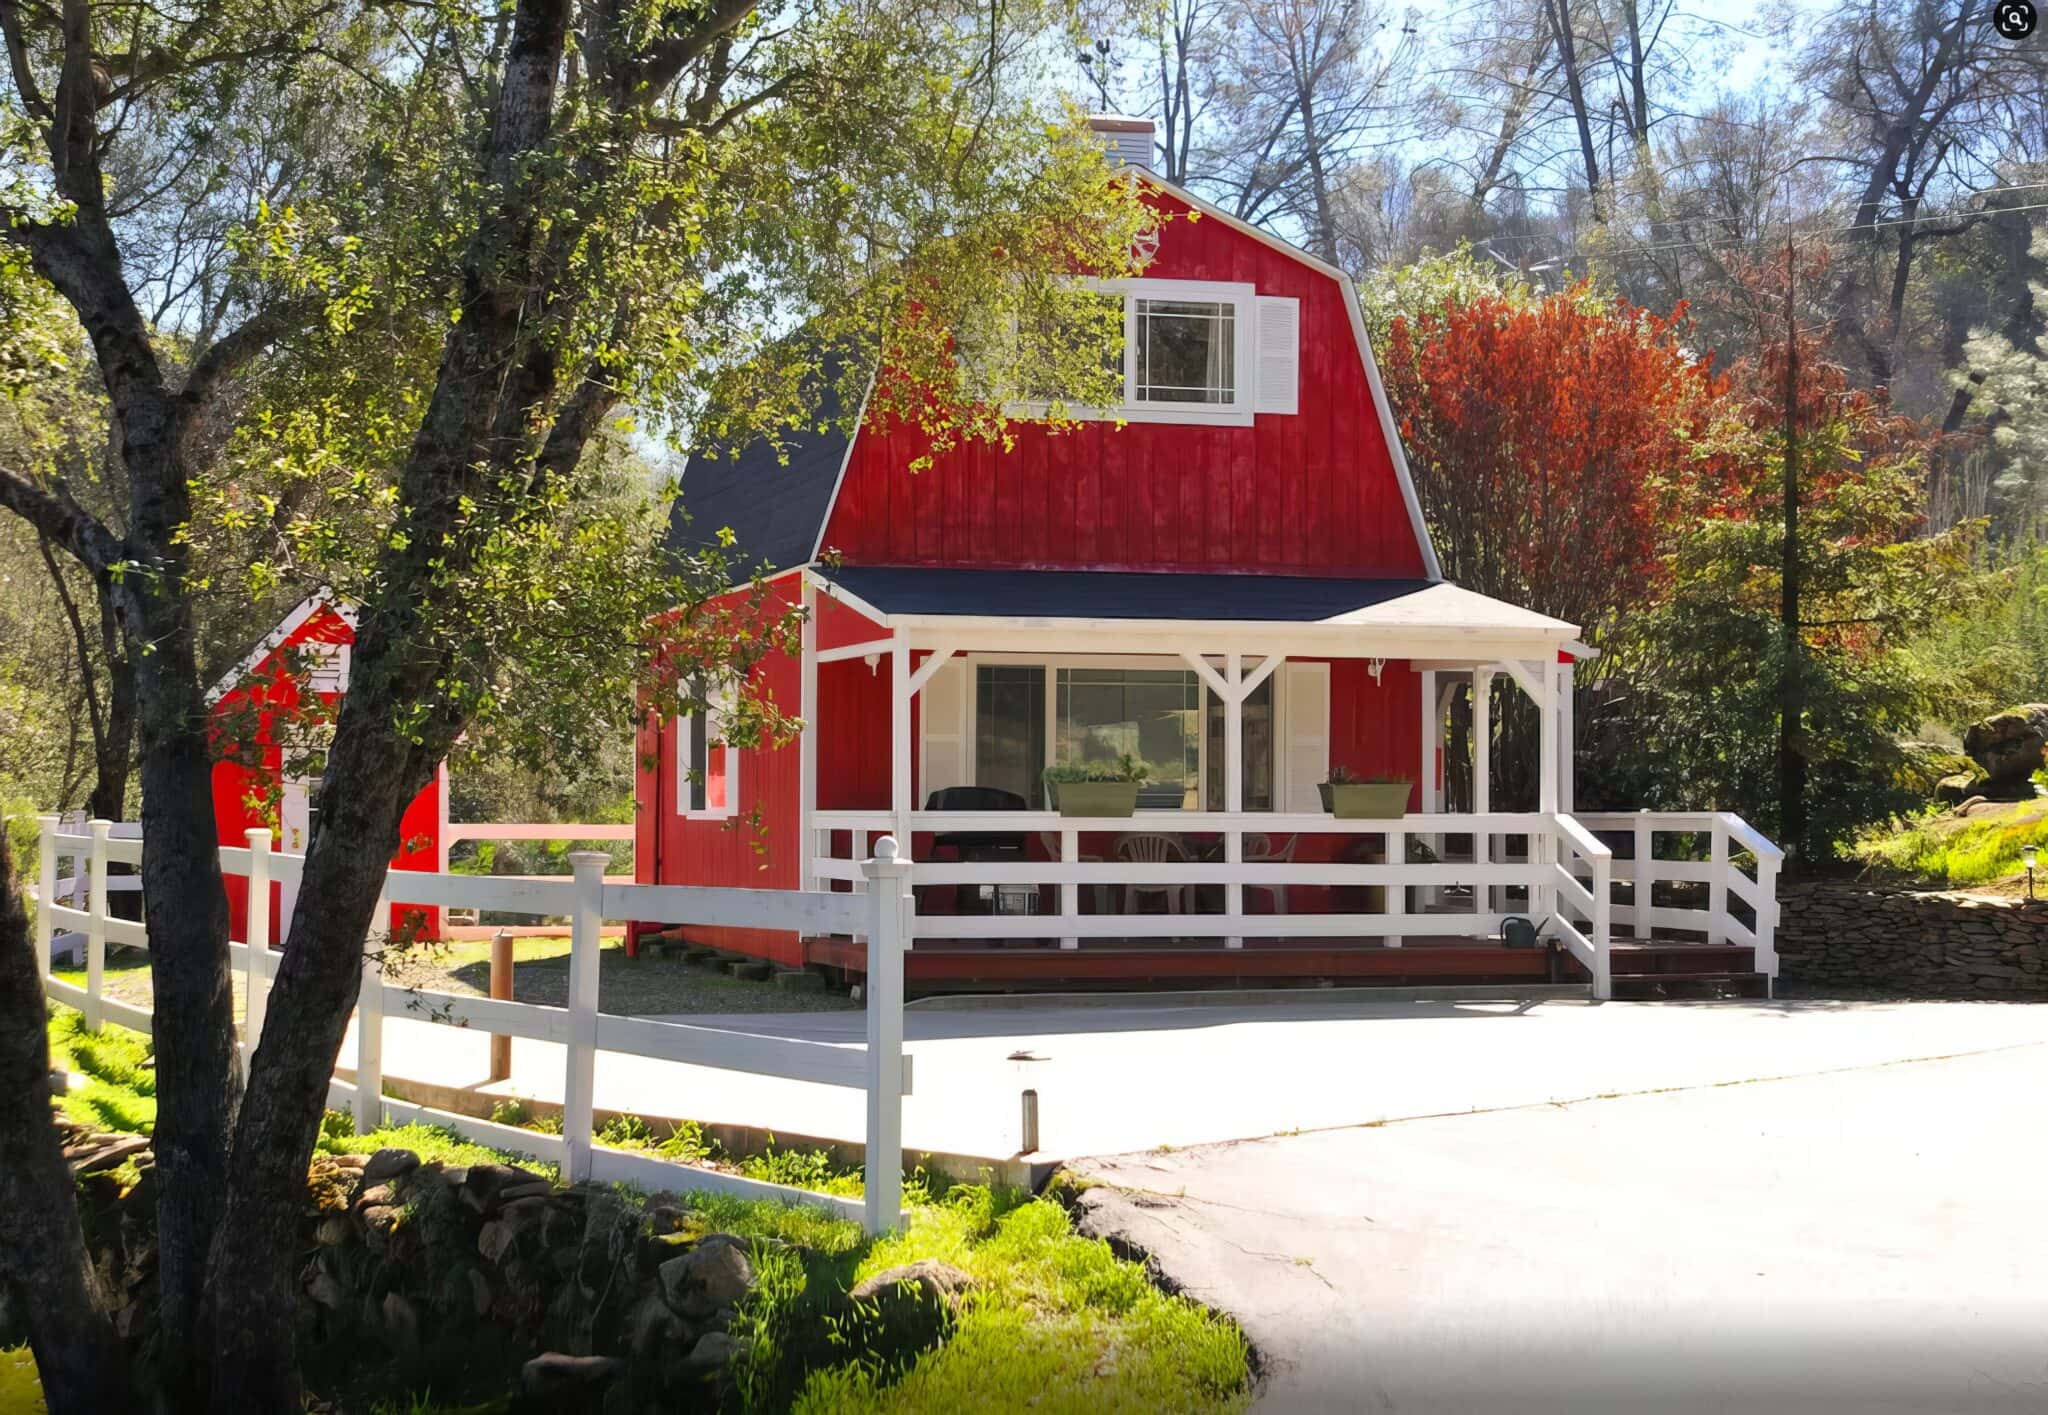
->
[0,465,122,572]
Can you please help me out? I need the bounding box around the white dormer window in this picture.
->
[997,278,1297,427]
[675,681,739,819]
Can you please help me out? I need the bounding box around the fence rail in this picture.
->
[1569,810,1781,986]
[31,815,912,1234]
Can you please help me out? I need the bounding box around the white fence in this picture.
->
[32,816,913,1234]
[1570,811,1782,983]
[813,808,1618,994]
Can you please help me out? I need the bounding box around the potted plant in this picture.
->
[1318,766,1412,820]
[1043,754,1148,818]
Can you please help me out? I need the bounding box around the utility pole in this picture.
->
[1777,238,1806,862]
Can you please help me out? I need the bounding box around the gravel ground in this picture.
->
[61,937,856,1021]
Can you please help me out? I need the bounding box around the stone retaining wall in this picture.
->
[1778,881,2048,997]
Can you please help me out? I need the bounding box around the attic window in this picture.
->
[1133,299,1235,405]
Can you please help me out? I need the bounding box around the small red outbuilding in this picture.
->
[207,590,446,941]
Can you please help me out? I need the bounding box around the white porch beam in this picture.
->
[905,642,960,698]
[1240,653,1283,698]
[1473,668,1492,912]
[1179,650,1232,702]
[817,637,898,665]
[1498,657,1550,705]
[905,627,1569,662]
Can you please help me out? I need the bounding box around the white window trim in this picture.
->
[674,693,740,821]
[957,651,1281,813]
[1006,279,1259,428]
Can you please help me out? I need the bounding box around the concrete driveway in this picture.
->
[1075,1026,2048,1414]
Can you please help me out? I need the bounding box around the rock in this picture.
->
[360,1147,421,1186]
[659,1235,756,1318]
[462,1162,545,1212]
[303,1263,346,1311]
[478,1216,522,1265]
[467,1266,495,1317]
[772,969,827,992]
[359,1204,402,1253]
[723,960,775,981]
[678,1330,745,1377]
[313,1215,354,1246]
[626,1290,685,1357]
[1935,772,1988,807]
[849,1258,977,1312]
[1963,704,2048,793]
[520,1352,624,1401]
[381,1291,420,1352]
[352,1182,397,1211]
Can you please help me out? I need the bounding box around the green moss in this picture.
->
[44,1007,157,1134]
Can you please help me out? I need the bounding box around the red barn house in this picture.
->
[632,118,1781,999]
[208,590,446,942]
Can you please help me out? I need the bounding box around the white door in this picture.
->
[278,775,315,935]
[1279,662,1330,813]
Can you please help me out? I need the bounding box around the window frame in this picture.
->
[1005,279,1260,428]
[674,682,740,821]
[959,651,1283,814]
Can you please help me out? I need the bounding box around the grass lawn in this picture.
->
[1854,797,2048,890]
[35,1004,1251,1414]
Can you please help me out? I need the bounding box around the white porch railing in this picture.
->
[810,808,1617,997]
[32,816,914,1235]
[1569,811,1782,988]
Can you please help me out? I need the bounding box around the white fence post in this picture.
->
[861,836,911,1235]
[1633,811,1654,940]
[355,883,387,1131]
[1707,815,1729,946]
[35,814,57,981]
[1754,851,1780,994]
[1590,847,1613,1001]
[85,819,109,1031]
[244,828,272,1053]
[563,851,606,1183]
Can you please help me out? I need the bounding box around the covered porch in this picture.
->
[786,567,1788,1000]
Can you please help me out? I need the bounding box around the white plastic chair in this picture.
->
[1242,833,1298,915]
[1117,833,1191,915]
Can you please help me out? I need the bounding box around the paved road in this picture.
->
[370,994,2048,1164]
[1076,1039,2048,1414]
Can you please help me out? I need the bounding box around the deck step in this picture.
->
[1611,971,1770,1001]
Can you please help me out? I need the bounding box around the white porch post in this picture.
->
[1419,668,1439,910]
[800,578,818,890]
[1472,668,1491,916]
[1556,658,1575,815]
[890,629,912,846]
[1532,660,1559,930]
[1224,652,1244,949]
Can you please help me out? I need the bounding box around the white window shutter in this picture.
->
[1279,661,1329,812]
[920,656,969,798]
[1255,296,1300,415]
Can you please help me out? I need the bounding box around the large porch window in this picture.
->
[965,658,1273,811]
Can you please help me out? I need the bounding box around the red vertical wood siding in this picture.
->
[816,191,1427,578]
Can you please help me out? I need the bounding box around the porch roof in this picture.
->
[811,566,1577,644]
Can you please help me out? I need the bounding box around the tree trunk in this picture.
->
[1777,243,1806,861]
[89,581,137,821]
[1542,0,1601,221]
[0,848,131,1413]
[115,420,240,1392]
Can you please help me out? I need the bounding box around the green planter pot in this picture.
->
[1049,781,1142,818]
[1318,781,1411,819]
